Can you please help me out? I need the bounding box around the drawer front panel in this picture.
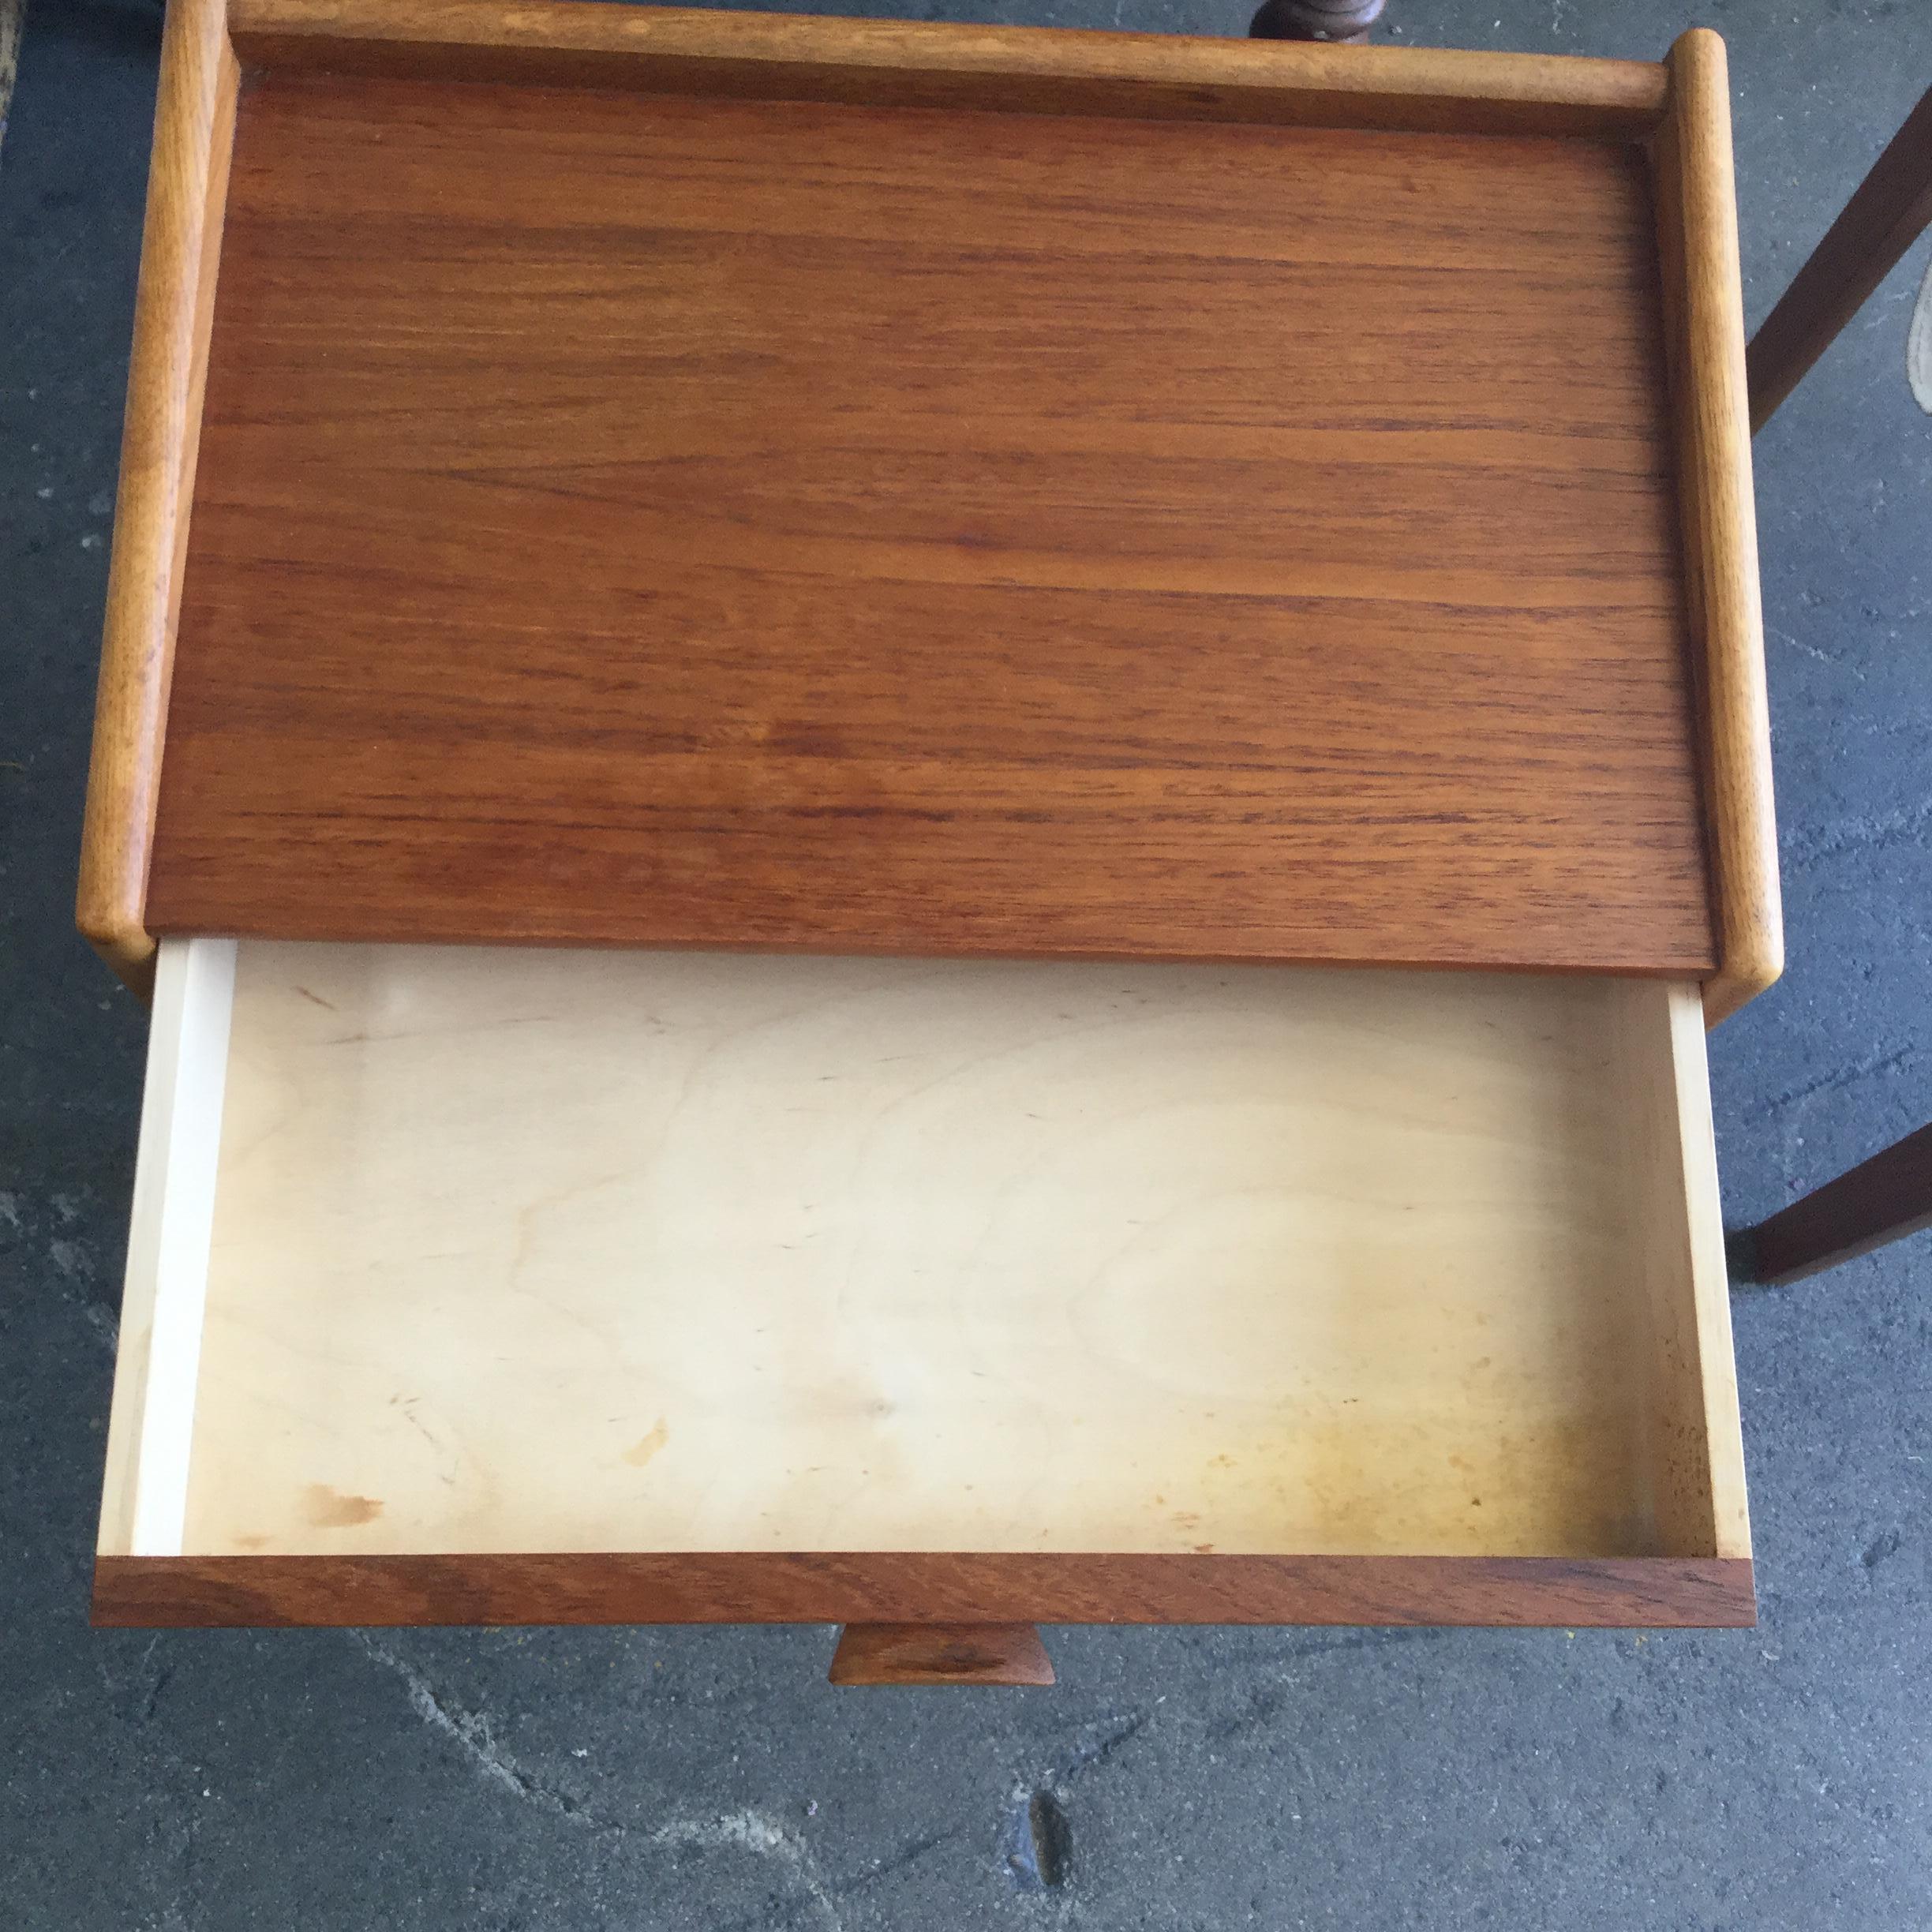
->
[95,940,1749,1628]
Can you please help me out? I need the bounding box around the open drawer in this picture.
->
[95,938,1752,1634]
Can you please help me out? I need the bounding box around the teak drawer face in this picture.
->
[95,941,1752,1628]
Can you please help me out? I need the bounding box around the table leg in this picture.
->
[1746,87,1932,432]
[1733,1123,1932,1285]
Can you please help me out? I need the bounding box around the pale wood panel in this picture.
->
[167,943,1729,1561]
[97,940,237,1558]
[1607,979,1750,1558]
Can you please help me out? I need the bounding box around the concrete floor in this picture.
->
[4,0,1929,1924]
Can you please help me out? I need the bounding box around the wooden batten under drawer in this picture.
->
[95,939,1751,1628]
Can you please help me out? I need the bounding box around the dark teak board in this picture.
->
[147,65,1713,973]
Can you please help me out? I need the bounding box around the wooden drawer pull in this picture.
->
[829,1623,1054,1687]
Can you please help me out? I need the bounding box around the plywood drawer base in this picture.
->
[95,940,1752,1636]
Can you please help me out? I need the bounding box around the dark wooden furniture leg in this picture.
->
[1746,86,1932,432]
[1733,1125,1932,1286]
[1732,92,1932,1288]
[1249,0,1384,44]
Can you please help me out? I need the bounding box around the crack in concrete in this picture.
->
[142,1660,176,1725]
[98,1633,183,1735]
[650,1812,844,1930]
[713,1821,960,1932]
[702,1823,961,1932]
[1781,796,1932,874]
[1766,624,1862,672]
[24,1215,121,1351]
[41,1226,118,1350]
[1054,1711,1149,1782]
[854,1826,955,1886]
[1202,1628,1454,1743]
[1757,1045,1919,1121]
[2,1195,118,1348]
[349,1633,605,1827]
[352,1636,846,1927]
[1272,1627,1456,1667]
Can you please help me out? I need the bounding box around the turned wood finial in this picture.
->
[1249,0,1385,42]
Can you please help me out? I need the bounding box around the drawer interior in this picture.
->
[100,941,1747,1567]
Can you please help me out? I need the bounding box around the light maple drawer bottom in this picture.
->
[94,940,1750,1634]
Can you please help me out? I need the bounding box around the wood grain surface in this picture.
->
[73,0,236,994]
[828,1623,1056,1686]
[227,0,1670,139]
[145,68,1719,975]
[1604,957,1749,1559]
[92,1552,1758,1628]
[138,946,1728,1567]
[1650,32,1781,1024]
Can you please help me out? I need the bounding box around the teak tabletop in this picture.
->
[80,0,1779,1022]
